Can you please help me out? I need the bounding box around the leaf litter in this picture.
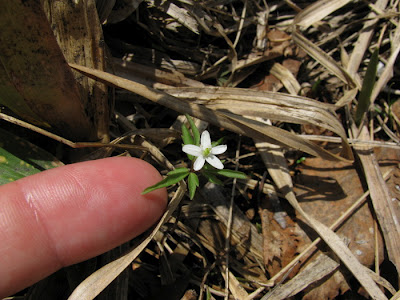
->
[10,0,400,299]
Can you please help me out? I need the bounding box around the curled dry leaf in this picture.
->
[69,63,354,162]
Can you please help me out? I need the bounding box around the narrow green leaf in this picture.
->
[188,172,199,199]
[185,114,200,145]
[181,124,194,145]
[211,169,248,179]
[167,167,190,176]
[355,49,379,125]
[202,171,223,185]
[202,162,225,171]
[142,171,189,194]
[181,124,194,160]
[206,288,212,300]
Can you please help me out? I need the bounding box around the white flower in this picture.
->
[182,130,227,171]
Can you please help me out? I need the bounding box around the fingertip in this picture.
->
[0,156,167,297]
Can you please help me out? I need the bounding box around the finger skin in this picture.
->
[0,157,167,298]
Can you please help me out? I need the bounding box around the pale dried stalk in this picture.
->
[353,125,400,277]
[346,0,389,78]
[224,136,241,299]
[162,86,351,158]
[293,0,352,29]
[261,254,340,300]
[301,134,400,150]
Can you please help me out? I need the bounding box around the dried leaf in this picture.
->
[257,143,387,299]
[0,1,94,140]
[292,31,357,89]
[69,64,353,161]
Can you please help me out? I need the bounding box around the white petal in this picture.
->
[182,145,202,156]
[193,156,205,171]
[206,155,224,169]
[211,144,227,155]
[201,130,212,148]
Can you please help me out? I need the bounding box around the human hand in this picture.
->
[0,157,167,298]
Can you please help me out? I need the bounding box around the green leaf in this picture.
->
[181,124,194,145]
[142,169,189,194]
[355,48,379,125]
[188,172,199,199]
[185,114,200,145]
[167,167,190,175]
[181,124,194,160]
[0,127,63,185]
[210,169,248,179]
[202,171,223,185]
[206,288,212,300]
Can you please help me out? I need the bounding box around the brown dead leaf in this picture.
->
[288,148,399,299]
[259,190,308,278]
[0,1,95,141]
[43,0,110,142]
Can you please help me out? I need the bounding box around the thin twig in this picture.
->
[224,135,241,300]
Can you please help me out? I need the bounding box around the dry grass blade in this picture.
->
[146,0,199,34]
[112,58,205,88]
[220,266,249,299]
[69,63,353,162]
[270,63,301,95]
[163,86,350,155]
[262,254,340,300]
[257,143,387,300]
[354,126,400,276]
[334,88,358,108]
[223,111,351,161]
[293,0,352,29]
[371,43,400,104]
[346,0,389,78]
[292,30,358,89]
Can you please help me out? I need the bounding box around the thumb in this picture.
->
[0,156,167,298]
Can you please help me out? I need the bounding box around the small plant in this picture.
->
[142,115,247,199]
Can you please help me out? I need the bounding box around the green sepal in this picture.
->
[142,168,190,194]
[188,172,199,199]
[211,137,224,147]
[185,114,200,145]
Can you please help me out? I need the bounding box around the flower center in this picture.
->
[203,147,211,157]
